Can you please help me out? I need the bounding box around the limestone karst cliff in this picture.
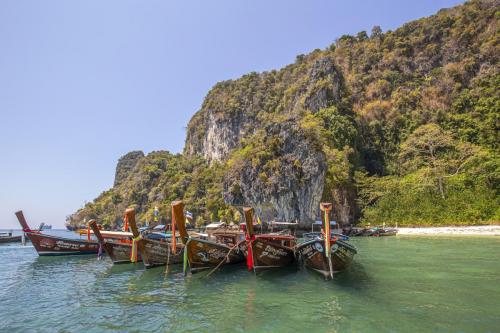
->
[113,151,145,187]
[68,0,499,228]
[184,54,347,225]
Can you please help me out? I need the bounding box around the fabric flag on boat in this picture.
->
[185,211,193,225]
[130,235,140,262]
[153,206,159,222]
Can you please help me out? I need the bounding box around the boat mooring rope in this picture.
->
[205,240,245,278]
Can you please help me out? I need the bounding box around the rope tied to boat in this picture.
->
[206,239,245,278]
[130,235,142,263]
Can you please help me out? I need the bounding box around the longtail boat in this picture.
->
[0,232,22,243]
[127,208,184,268]
[15,210,99,256]
[344,226,398,237]
[296,203,357,279]
[242,207,296,272]
[172,200,245,274]
[88,220,141,264]
[372,226,398,236]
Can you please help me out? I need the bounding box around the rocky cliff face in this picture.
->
[185,55,344,162]
[113,151,145,187]
[68,0,499,228]
[223,119,327,226]
[184,55,346,224]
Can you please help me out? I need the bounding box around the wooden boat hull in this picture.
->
[186,238,244,273]
[140,238,183,268]
[122,207,183,269]
[296,238,357,278]
[375,229,398,236]
[0,235,22,243]
[102,241,142,264]
[26,232,99,256]
[244,238,295,271]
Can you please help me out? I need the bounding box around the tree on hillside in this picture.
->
[398,123,479,198]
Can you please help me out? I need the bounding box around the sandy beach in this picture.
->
[397,225,500,236]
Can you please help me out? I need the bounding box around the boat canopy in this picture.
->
[145,232,171,240]
[78,229,134,238]
[205,222,224,229]
[313,220,337,225]
[268,221,299,226]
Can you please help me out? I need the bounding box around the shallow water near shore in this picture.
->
[1,231,499,332]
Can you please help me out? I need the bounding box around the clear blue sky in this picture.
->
[0,0,463,228]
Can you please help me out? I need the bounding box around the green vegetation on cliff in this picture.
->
[69,0,499,228]
[68,152,236,227]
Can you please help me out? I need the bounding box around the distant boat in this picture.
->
[372,226,398,236]
[39,223,52,230]
[66,225,77,231]
[0,231,22,243]
[343,226,398,237]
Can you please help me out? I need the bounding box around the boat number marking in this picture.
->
[314,242,323,252]
[259,245,288,260]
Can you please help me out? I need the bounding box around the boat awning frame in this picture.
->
[312,220,337,225]
[268,221,299,226]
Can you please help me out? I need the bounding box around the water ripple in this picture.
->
[1,235,499,332]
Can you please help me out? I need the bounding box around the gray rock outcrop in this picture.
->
[113,151,144,187]
[223,120,326,227]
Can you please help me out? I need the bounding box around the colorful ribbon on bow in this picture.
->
[245,233,255,271]
[183,239,190,275]
[130,235,141,262]
[324,210,331,257]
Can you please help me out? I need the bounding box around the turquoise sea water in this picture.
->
[1,231,499,333]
